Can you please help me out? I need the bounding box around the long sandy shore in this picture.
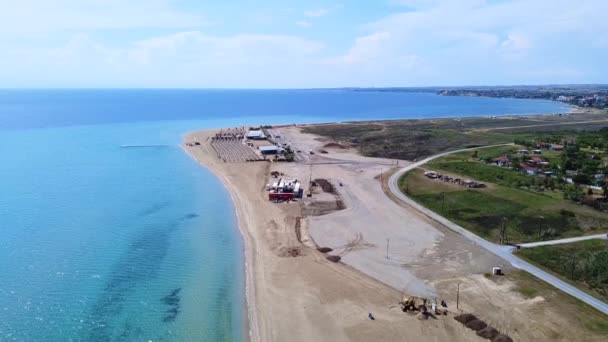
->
[182,126,606,342]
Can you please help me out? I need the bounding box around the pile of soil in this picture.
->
[454,313,478,324]
[316,247,333,253]
[323,142,348,149]
[326,255,341,263]
[314,179,334,193]
[336,199,346,210]
[477,327,499,340]
[492,335,513,342]
[455,312,509,341]
[278,247,304,257]
[465,319,488,331]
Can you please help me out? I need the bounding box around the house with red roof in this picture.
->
[493,155,511,167]
[520,163,538,175]
[527,156,550,168]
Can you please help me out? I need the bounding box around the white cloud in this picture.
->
[1,0,607,87]
[304,8,331,18]
[296,21,312,28]
[339,0,608,85]
[328,32,392,64]
[128,31,323,65]
[3,31,325,87]
[0,0,206,35]
[499,33,531,59]
[388,0,443,8]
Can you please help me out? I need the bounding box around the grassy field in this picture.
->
[301,113,608,160]
[505,270,608,336]
[301,120,513,160]
[400,168,608,243]
[517,240,608,303]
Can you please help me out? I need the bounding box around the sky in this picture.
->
[0,0,606,88]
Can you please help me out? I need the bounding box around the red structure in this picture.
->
[269,192,295,201]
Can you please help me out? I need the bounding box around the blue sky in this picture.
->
[1,0,606,88]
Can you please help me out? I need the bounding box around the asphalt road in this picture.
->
[518,233,608,248]
[388,144,608,315]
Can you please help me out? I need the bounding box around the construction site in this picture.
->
[183,124,607,342]
[188,126,345,207]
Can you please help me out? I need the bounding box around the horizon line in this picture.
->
[0,83,607,91]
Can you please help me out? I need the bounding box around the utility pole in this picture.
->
[386,238,390,259]
[571,255,576,279]
[309,164,313,186]
[505,217,509,245]
[499,217,508,245]
[456,282,460,310]
[538,215,544,240]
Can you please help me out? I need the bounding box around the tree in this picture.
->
[564,184,585,202]
[572,173,591,185]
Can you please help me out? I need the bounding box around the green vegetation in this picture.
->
[429,138,608,208]
[302,119,513,160]
[400,168,608,243]
[429,160,530,187]
[507,271,608,336]
[307,117,608,235]
[302,114,608,161]
[283,146,295,162]
[517,240,608,303]
[513,128,608,188]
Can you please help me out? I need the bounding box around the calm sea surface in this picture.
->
[0,90,567,341]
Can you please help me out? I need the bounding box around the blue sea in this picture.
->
[0,89,568,341]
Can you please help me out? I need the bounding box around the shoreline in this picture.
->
[181,113,608,341]
[180,142,259,342]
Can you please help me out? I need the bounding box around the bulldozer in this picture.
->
[399,296,427,312]
[399,296,449,316]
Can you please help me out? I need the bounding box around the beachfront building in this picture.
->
[259,145,284,155]
[269,178,303,201]
[246,130,267,140]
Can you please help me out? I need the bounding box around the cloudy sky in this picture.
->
[1,0,606,88]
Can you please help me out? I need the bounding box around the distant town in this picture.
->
[347,85,608,110]
[438,85,608,110]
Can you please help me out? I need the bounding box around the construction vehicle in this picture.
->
[399,296,426,312]
[399,296,448,315]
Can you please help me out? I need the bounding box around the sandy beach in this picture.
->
[183,126,606,342]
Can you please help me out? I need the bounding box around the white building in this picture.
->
[246,130,266,140]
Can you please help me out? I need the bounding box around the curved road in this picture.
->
[388,144,608,315]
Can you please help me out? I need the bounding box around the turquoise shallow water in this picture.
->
[0,90,568,341]
[0,121,247,341]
